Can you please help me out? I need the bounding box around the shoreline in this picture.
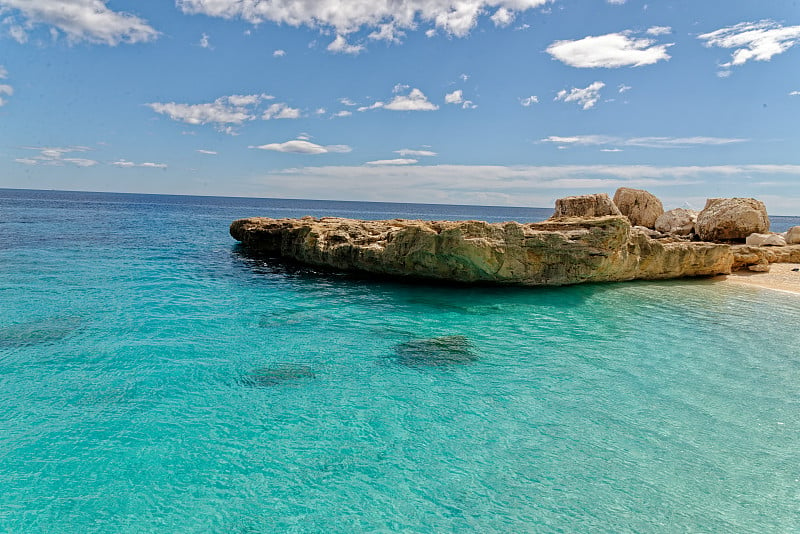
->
[712,263,800,295]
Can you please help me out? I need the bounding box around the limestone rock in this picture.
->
[745,233,786,247]
[230,215,733,286]
[655,208,698,236]
[786,226,800,245]
[552,193,621,218]
[731,244,800,270]
[613,188,664,228]
[696,198,770,242]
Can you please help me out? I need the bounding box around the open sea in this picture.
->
[2,188,800,533]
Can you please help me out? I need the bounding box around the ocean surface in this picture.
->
[1,188,799,533]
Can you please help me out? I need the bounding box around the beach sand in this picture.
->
[713,263,800,295]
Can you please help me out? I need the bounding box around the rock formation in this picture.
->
[552,193,621,218]
[230,215,733,286]
[696,198,769,242]
[655,208,698,236]
[613,187,664,228]
[745,233,787,247]
[786,226,800,245]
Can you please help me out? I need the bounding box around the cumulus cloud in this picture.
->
[250,140,352,154]
[698,20,800,69]
[176,0,551,43]
[547,30,672,68]
[334,110,352,117]
[444,89,476,109]
[540,134,748,149]
[520,95,539,106]
[112,159,167,168]
[554,82,605,110]
[327,34,364,54]
[395,148,437,157]
[646,26,672,36]
[365,158,418,165]
[385,88,438,111]
[199,32,211,48]
[147,94,275,134]
[0,0,158,45]
[273,49,286,57]
[262,102,301,120]
[15,146,98,166]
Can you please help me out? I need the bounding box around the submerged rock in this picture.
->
[613,187,664,228]
[392,335,478,367]
[696,198,769,242]
[0,316,80,348]
[239,363,315,387]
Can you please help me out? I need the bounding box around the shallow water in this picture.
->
[1,189,799,532]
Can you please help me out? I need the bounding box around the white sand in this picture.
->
[712,263,800,295]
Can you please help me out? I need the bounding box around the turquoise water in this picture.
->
[2,189,800,533]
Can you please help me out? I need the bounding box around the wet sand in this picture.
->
[713,263,800,295]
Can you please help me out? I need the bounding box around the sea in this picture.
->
[1,188,799,533]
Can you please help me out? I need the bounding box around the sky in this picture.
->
[1,0,799,214]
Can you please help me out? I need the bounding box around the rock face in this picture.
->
[731,244,800,271]
[613,188,664,228]
[745,233,786,247]
[655,208,698,236]
[696,198,770,242]
[552,193,621,218]
[786,226,800,245]
[230,215,733,286]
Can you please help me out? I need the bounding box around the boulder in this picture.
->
[655,208,698,236]
[612,188,664,228]
[786,226,800,245]
[552,193,621,218]
[745,233,786,247]
[696,198,770,242]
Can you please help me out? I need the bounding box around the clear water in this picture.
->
[1,189,800,533]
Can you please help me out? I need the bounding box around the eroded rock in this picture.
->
[552,193,621,218]
[745,233,786,247]
[696,198,770,242]
[613,188,664,228]
[786,226,800,245]
[655,208,698,236]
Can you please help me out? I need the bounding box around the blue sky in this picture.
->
[1,0,799,213]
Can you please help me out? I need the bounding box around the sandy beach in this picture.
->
[714,263,800,295]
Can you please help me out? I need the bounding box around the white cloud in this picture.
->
[112,159,167,168]
[368,22,405,43]
[147,94,274,133]
[618,84,632,93]
[699,21,800,69]
[8,24,28,43]
[250,140,352,154]
[16,146,98,166]
[607,0,626,4]
[197,149,217,155]
[395,148,437,157]
[445,89,477,109]
[0,66,11,107]
[176,0,551,41]
[339,97,357,106]
[554,82,605,110]
[490,8,514,27]
[253,164,800,209]
[385,88,438,111]
[199,32,211,48]
[0,0,158,45]
[460,73,469,82]
[646,26,672,36]
[547,31,672,68]
[262,102,301,120]
[327,34,364,54]
[790,91,800,96]
[520,95,539,106]
[540,134,748,148]
[273,49,286,57]
[357,102,385,112]
[365,158,418,165]
[334,110,352,117]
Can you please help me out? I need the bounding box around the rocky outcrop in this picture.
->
[613,188,664,228]
[230,215,733,286]
[745,233,786,247]
[786,226,800,245]
[696,198,770,242]
[552,193,621,218]
[655,208,698,236]
[732,244,800,271]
